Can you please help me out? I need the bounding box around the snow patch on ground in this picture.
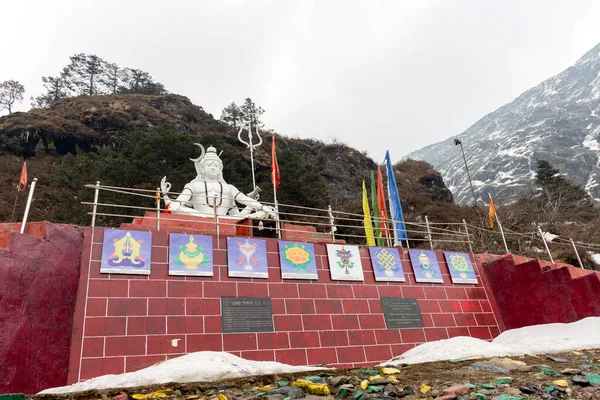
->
[39,352,326,395]
[382,317,600,365]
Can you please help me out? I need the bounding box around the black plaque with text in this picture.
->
[381,298,423,329]
[221,297,274,333]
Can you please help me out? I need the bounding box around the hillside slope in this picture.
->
[0,94,454,232]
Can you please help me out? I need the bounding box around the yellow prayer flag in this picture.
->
[362,181,376,246]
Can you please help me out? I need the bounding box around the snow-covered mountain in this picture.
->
[407,43,600,205]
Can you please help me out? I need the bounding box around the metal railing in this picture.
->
[82,182,473,252]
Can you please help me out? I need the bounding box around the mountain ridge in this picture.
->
[407,42,600,205]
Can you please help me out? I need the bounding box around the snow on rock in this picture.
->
[39,351,327,395]
[381,317,600,366]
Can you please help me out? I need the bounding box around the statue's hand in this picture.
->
[260,205,277,219]
[160,177,172,201]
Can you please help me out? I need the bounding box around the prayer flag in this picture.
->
[17,162,27,191]
[376,166,390,240]
[271,136,280,188]
[385,151,407,243]
[362,181,376,246]
[370,171,383,246]
[488,195,496,228]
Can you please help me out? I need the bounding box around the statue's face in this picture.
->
[202,159,222,179]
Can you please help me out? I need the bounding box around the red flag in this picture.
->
[271,136,280,188]
[17,162,27,191]
[376,166,390,239]
[488,196,496,228]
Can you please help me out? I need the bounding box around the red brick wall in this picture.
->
[483,256,600,330]
[68,227,501,383]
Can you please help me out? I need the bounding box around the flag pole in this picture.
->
[10,191,20,223]
[489,193,509,253]
[273,179,281,240]
[20,178,37,234]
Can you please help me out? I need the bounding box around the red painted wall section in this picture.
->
[483,255,600,330]
[0,223,83,394]
[67,227,500,383]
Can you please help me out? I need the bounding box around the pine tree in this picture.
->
[67,53,109,95]
[240,98,265,131]
[31,68,73,108]
[220,102,243,128]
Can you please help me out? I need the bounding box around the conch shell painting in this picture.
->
[227,237,268,278]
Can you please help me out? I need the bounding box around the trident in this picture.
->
[237,123,263,191]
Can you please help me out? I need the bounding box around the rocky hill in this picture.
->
[0,94,454,231]
[407,42,600,205]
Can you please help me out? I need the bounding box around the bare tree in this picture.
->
[0,80,25,114]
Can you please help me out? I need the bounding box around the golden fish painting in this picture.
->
[100,229,152,275]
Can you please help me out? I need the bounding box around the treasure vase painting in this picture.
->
[369,247,405,282]
[444,251,478,284]
[326,244,364,281]
[227,237,268,278]
[279,241,318,280]
[100,229,152,275]
[168,233,213,276]
[408,249,443,283]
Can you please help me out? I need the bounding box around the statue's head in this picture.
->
[190,144,224,181]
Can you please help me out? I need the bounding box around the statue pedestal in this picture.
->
[121,212,239,236]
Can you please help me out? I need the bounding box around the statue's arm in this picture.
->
[165,184,194,211]
[230,185,273,212]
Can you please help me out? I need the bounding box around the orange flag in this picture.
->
[488,196,496,228]
[17,162,27,191]
[271,136,280,188]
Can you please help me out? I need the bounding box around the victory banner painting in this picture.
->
[227,237,268,278]
[444,251,478,284]
[278,241,318,280]
[168,233,213,276]
[100,229,152,275]
[408,249,443,283]
[326,244,364,281]
[369,247,406,282]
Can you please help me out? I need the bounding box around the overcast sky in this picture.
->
[3,0,600,161]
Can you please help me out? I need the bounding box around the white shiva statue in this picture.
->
[160,144,275,219]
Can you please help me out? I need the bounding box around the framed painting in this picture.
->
[369,247,405,282]
[100,229,152,275]
[227,237,268,278]
[444,251,478,284]
[278,241,318,280]
[326,244,364,281]
[408,249,443,283]
[169,233,213,276]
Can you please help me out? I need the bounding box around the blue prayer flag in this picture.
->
[384,151,407,243]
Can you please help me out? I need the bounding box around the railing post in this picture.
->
[425,215,433,250]
[570,238,585,269]
[156,187,161,231]
[20,178,38,234]
[91,181,100,227]
[328,205,336,243]
[463,219,473,253]
[214,197,220,238]
[537,225,554,264]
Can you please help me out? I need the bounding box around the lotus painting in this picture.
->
[100,229,152,275]
[369,247,405,282]
[444,251,478,284]
[227,237,268,278]
[408,249,443,283]
[326,244,364,281]
[169,233,213,276]
[278,241,318,280]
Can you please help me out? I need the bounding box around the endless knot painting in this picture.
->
[326,244,364,281]
[278,241,318,280]
[408,249,443,283]
[444,251,478,284]
[227,237,268,278]
[168,233,213,276]
[100,229,152,275]
[369,247,405,282]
